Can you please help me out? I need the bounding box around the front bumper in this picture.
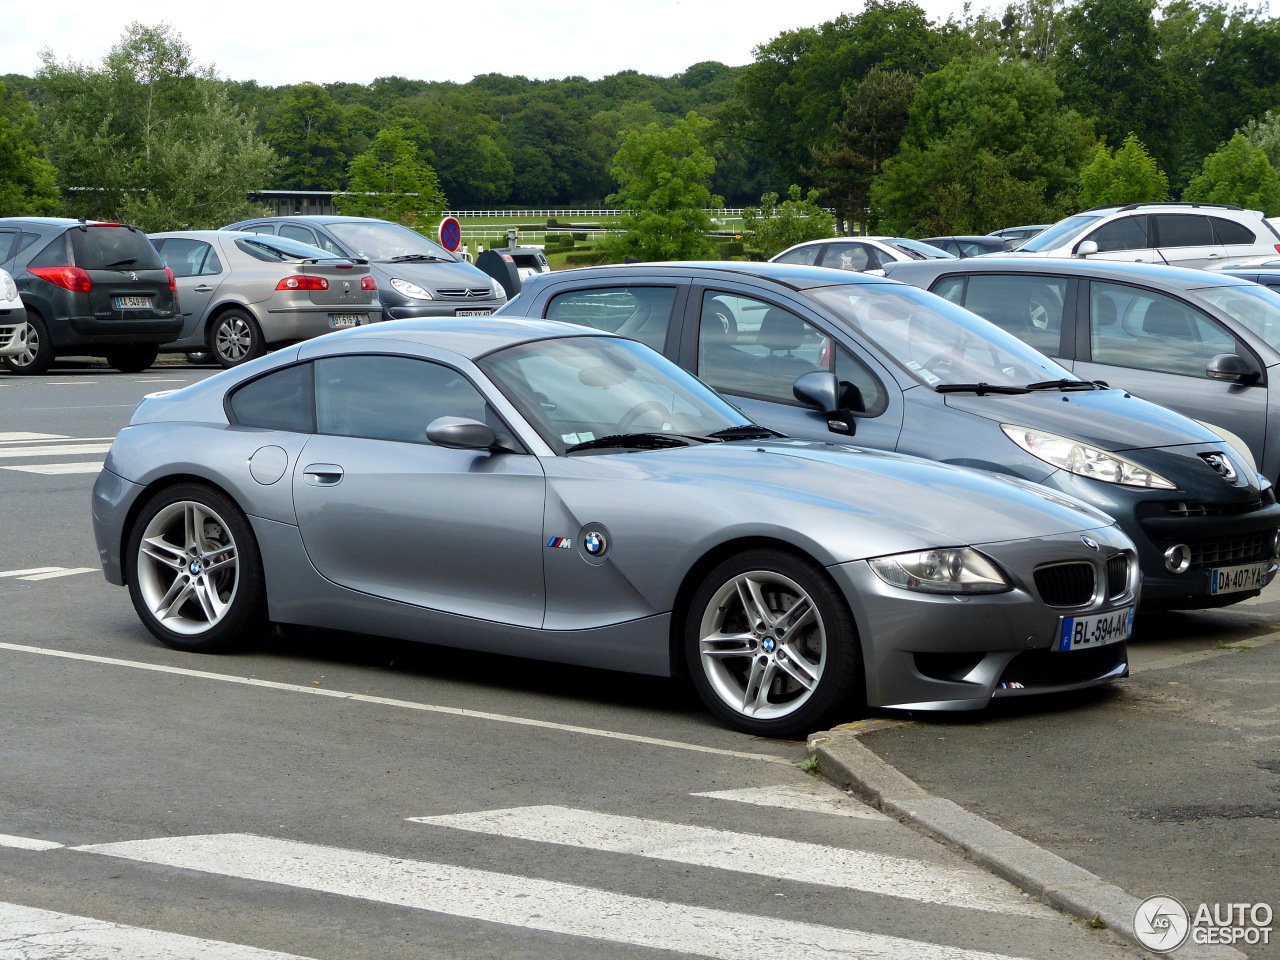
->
[383,299,505,320]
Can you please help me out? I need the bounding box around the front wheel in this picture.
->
[2,313,54,375]
[685,549,864,737]
[104,344,159,373]
[210,309,263,368]
[125,484,268,652]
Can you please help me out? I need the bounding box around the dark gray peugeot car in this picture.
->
[221,215,506,320]
[0,218,181,374]
[499,262,1280,610]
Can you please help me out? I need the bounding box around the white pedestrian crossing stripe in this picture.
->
[76,833,1031,960]
[2,461,104,474]
[693,782,892,820]
[411,805,1047,917]
[0,434,110,475]
[0,567,96,581]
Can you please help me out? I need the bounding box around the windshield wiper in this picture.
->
[388,254,448,262]
[934,383,1031,395]
[566,433,695,453]
[705,424,783,440]
[1025,379,1099,392]
[106,257,138,268]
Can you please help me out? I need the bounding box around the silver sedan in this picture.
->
[93,318,1138,736]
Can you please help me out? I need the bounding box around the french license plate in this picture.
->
[329,314,364,328]
[114,296,152,309]
[1057,606,1134,651]
[455,309,492,317]
[1209,561,1267,595]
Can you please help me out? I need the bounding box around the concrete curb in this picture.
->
[807,726,1247,960]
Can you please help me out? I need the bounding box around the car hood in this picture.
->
[613,438,1115,550]
[941,387,1219,452]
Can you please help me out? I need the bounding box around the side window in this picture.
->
[1154,215,1215,248]
[1088,216,1150,252]
[959,274,1067,356]
[156,239,222,279]
[315,355,488,443]
[28,232,69,267]
[696,290,887,414]
[280,224,319,246]
[1211,217,1256,245]
[544,286,675,351]
[822,243,872,272]
[312,232,346,256]
[229,363,315,433]
[246,224,276,235]
[931,276,966,305]
[0,230,18,264]
[773,245,822,265]
[1089,281,1239,377]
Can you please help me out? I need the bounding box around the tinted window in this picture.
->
[959,274,1067,355]
[0,230,17,263]
[156,239,223,278]
[544,286,675,350]
[279,224,319,246]
[774,244,822,265]
[229,363,315,433]
[28,233,69,268]
[1088,216,1150,252]
[931,276,966,304]
[1154,215,1215,247]
[1089,281,1238,377]
[315,355,487,443]
[69,226,163,270]
[1211,217,1256,245]
[696,290,887,414]
[821,243,875,271]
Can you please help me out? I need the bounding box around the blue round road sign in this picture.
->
[439,216,461,252]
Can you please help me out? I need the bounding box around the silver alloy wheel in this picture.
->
[697,570,826,720]
[9,321,37,367]
[135,500,239,636]
[214,316,253,363]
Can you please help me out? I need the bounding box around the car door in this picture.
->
[1081,214,1159,263]
[1152,214,1226,268]
[291,353,547,627]
[1072,279,1268,462]
[680,285,904,449]
[154,237,226,339]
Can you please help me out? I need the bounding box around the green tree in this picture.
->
[604,112,722,262]
[264,83,352,190]
[1184,133,1280,214]
[335,123,446,231]
[404,90,514,207]
[1241,109,1280,170]
[872,58,1093,234]
[742,185,835,258]
[34,22,275,230]
[0,82,59,216]
[1076,133,1168,208]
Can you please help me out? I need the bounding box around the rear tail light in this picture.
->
[361,276,377,291]
[276,276,329,290]
[165,266,176,293]
[30,266,92,293]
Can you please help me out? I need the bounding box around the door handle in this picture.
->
[302,463,344,486]
[193,284,214,293]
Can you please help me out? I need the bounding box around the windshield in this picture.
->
[479,336,749,455]
[1016,215,1102,253]
[804,283,1075,389]
[1192,282,1280,353]
[883,238,957,260]
[326,221,457,262]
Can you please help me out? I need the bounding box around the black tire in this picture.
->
[104,344,160,373]
[125,483,269,653]
[684,549,864,738]
[2,312,54,375]
[210,309,264,368]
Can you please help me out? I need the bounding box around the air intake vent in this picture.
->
[1034,561,1096,607]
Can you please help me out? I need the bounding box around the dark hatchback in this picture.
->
[499,262,1280,610]
[0,219,180,374]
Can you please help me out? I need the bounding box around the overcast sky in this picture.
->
[6,1,984,88]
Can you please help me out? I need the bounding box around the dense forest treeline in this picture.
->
[7,0,1280,237]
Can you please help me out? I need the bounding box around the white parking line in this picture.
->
[77,833,1031,960]
[0,432,68,442]
[1,461,105,475]
[0,834,63,851]
[410,805,1045,917]
[0,901,319,960]
[0,568,62,579]
[0,567,96,581]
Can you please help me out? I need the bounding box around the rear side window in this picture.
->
[822,243,877,271]
[1154,215,1215,248]
[156,239,223,278]
[28,232,69,268]
[229,363,316,433]
[956,274,1068,356]
[1211,217,1256,245]
[70,226,163,270]
[774,245,822,266]
[545,286,675,351]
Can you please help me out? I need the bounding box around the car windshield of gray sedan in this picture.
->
[1015,214,1101,252]
[805,285,1075,390]
[325,221,456,263]
[479,336,751,455]
[1191,283,1280,352]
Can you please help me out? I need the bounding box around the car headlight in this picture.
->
[1002,424,1176,489]
[868,547,1011,595]
[1,272,15,301]
[390,277,434,300]
[490,277,506,300]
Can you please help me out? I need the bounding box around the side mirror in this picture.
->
[793,370,861,435]
[427,416,498,450]
[1206,353,1258,383]
[1074,240,1099,258]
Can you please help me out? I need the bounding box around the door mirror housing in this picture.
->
[1206,353,1258,383]
[793,370,863,435]
[427,416,498,450]
[1074,240,1099,258]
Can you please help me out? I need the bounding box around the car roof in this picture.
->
[310,315,621,361]
[149,230,260,240]
[526,260,901,292]
[228,216,390,226]
[885,255,1259,290]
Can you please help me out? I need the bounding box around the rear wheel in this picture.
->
[685,549,864,737]
[104,344,159,373]
[210,309,263,368]
[125,483,269,653]
[2,313,53,375]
